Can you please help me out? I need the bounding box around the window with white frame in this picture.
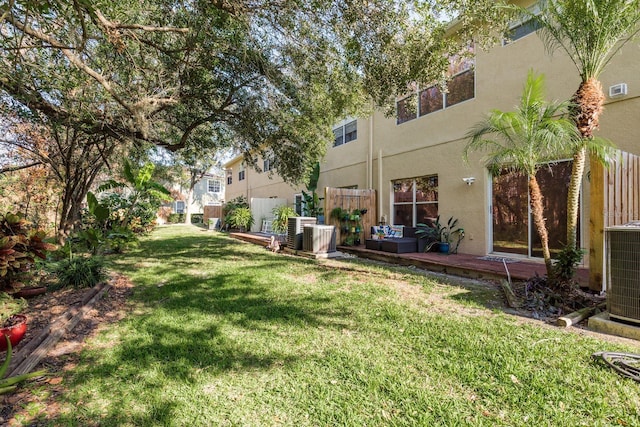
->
[263,158,273,172]
[226,169,232,185]
[238,165,245,181]
[175,200,185,214]
[333,120,358,147]
[397,47,475,125]
[392,175,438,227]
[208,179,221,193]
[503,2,541,45]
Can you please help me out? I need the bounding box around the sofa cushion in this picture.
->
[371,225,405,238]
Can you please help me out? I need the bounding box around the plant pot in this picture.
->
[439,242,450,254]
[0,314,27,351]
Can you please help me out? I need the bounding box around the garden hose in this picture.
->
[592,352,640,382]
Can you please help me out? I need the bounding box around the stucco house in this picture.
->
[164,172,225,222]
[224,0,640,291]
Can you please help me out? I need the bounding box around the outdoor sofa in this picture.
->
[365,225,428,254]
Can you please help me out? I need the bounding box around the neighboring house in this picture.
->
[167,172,225,220]
[224,0,640,291]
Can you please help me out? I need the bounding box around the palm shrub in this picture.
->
[465,71,577,282]
[98,160,171,230]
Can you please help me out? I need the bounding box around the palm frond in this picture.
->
[97,180,126,192]
[464,70,574,176]
[585,136,617,167]
[531,0,640,79]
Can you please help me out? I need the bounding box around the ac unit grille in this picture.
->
[303,225,337,253]
[607,224,640,324]
[287,217,317,250]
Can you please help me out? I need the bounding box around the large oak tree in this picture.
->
[1,0,508,237]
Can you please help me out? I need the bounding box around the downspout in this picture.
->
[378,149,383,224]
[368,110,374,189]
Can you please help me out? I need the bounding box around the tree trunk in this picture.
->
[184,170,199,225]
[184,189,194,225]
[529,176,554,279]
[566,146,586,249]
[566,78,606,249]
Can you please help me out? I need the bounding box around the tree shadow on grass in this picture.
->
[52,234,357,425]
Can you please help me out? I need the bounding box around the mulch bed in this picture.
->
[510,275,606,323]
[0,274,133,425]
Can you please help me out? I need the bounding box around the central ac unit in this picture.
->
[303,225,337,254]
[287,217,317,250]
[607,222,640,324]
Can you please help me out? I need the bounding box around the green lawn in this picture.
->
[40,226,640,425]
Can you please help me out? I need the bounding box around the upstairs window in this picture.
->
[333,120,358,147]
[397,93,418,124]
[503,2,541,45]
[263,158,273,172]
[208,179,221,193]
[226,169,232,185]
[397,47,475,124]
[238,169,245,181]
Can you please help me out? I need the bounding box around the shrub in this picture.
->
[553,245,585,284]
[191,214,204,224]
[167,213,185,223]
[222,196,249,229]
[228,207,254,232]
[0,292,27,324]
[272,205,297,234]
[52,256,107,289]
[0,212,56,290]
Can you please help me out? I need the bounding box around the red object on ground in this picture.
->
[0,314,27,351]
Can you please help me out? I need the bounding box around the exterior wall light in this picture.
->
[462,177,475,186]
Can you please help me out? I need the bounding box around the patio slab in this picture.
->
[589,312,640,341]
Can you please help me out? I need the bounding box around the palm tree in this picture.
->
[526,0,640,249]
[465,71,577,279]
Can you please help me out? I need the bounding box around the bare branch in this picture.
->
[0,161,43,174]
[93,9,189,33]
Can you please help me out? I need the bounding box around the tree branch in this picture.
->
[92,9,189,34]
[0,162,43,174]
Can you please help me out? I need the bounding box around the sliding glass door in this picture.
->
[491,161,578,258]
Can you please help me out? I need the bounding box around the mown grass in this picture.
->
[35,226,640,425]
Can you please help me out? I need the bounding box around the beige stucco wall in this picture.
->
[224,17,640,259]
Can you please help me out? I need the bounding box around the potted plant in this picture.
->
[440,216,464,254]
[329,207,348,222]
[416,216,464,254]
[0,292,27,352]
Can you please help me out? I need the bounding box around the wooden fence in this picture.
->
[590,150,640,290]
[203,205,223,225]
[324,187,377,245]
